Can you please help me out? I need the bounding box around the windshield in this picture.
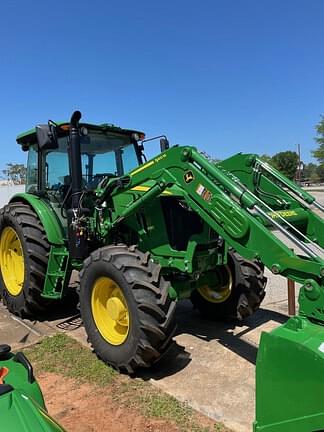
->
[44,130,139,191]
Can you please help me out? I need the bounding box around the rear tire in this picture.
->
[190,250,266,321]
[79,245,177,374]
[0,202,51,317]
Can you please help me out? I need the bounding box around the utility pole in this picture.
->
[297,143,302,185]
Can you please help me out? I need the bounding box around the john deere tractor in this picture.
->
[1,110,324,431]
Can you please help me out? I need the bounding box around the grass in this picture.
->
[26,333,116,386]
[112,380,195,429]
[26,334,231,432]
[113,380,231,432]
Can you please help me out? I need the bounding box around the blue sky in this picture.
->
[1,0,323,171]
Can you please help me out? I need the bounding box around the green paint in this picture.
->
[1,350,65,431]
[10,193,65,245]
[112,145,324,286]
[254,316,324,431]
[42,246,70,299]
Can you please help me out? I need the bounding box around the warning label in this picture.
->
[196,184,212,202]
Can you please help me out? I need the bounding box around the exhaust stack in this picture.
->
[67,110,88,260]
[69,110,82,209]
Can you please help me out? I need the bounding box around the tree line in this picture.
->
[256,117,324,183]
[2,163,26,184]
[311,116,324,183]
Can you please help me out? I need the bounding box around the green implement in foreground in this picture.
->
[0,344,64,431]
[1,110,324,430]
[255,317,324,431]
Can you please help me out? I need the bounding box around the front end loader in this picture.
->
[1,110,324,430]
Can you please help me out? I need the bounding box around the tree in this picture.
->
[310,171,320,184]
[271,151,299,180]
[312,116,324,164]
[2,163,27,184]
[317,164,324,183]
[303,163,318,182]
[259,154,273,165]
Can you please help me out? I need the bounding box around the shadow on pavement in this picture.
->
[140,301,289,380]
[138,340,192,380]
[35,290,80,324]
[179,301,288,364]
[14,296,289,380]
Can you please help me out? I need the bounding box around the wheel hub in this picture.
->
[0,227,25,296]
[198,265,233,304]
[106,294,128,323]
[91,277,129,346]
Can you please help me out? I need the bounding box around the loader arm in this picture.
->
[99,145,324,431]
[102,145,324,321]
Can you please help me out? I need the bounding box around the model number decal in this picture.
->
[154,153,167,163]
[130,154,167,176]
[268,210,298,219]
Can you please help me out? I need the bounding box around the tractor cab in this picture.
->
[17,121,145,202]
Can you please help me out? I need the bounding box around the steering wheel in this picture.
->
[88,173,116,189]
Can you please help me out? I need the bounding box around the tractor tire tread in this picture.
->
[191,249,267,321]
[0,202,51,317]
[79,244,177,373]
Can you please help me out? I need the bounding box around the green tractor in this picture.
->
[1,110,324,430]
[0,344,64,431]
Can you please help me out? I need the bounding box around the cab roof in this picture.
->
[16,121,145,147]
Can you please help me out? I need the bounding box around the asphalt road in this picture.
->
[312,190,324,206]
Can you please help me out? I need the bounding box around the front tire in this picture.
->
[191,250,266,321]
[79,245,177,374]
[0,202,51,317]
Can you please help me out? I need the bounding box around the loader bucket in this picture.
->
[254,316,324,432]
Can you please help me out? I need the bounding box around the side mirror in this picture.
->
[160,137,169,152]
[36,123,58,150]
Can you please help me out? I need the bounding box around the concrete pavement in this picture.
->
[0,303,57,350]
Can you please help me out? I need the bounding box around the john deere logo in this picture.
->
[184,171,194,184]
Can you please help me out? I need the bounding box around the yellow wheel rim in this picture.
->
[91,276,129,346]
[198,265,233,304]
[0,227,25,296]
